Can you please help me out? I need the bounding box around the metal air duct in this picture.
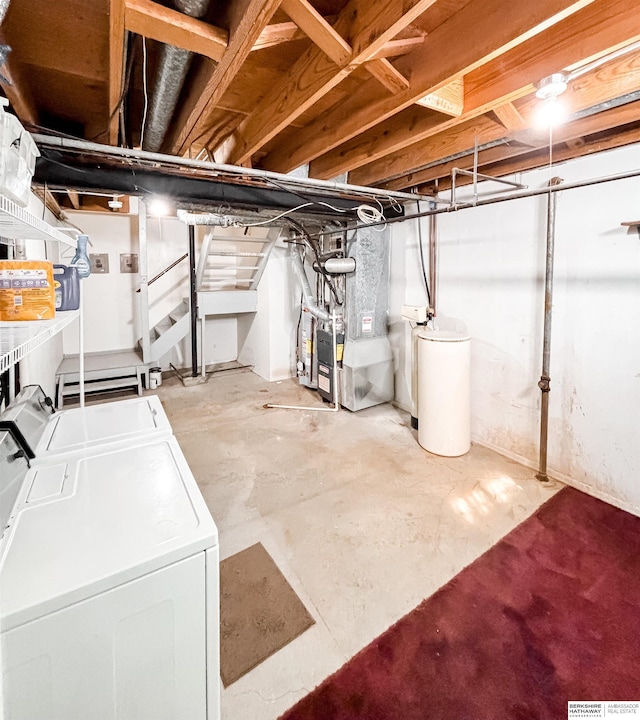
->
[142,0,211,153]
[341,225,394,411]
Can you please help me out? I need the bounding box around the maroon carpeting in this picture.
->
[279,487,640,720]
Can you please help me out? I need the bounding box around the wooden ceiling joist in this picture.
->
[226,0,439,166]
[261,0,600,176]
[0,34,38,126]
[67,190,81,210]
[399,99,640,192]
[350,42,640,186]
[419,115,640,194]
[307,0,639,181]
[347,0,439,60]
[369,34,425,61]
[492,103,527,131]
[124,0,228,63]
[108,0,126,145]
[280,0,350,64]
[280,0,409,93]
[9,0,640,194]
[253,20,308,50]
[170,0,282,155]
[365,59,410,94]
[251,17,421,56]
[417,77,464,117]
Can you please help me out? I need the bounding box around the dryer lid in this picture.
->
[0,435,217,630]
[38,395,172,457]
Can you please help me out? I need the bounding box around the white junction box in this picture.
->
[401,305,430,323]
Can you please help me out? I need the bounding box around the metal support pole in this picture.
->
[78,281,85,408]
[536,176,563,482]
[429,211,437,315]
[138,200,151,364]
[200,315,206,379]
[188,224,198,378]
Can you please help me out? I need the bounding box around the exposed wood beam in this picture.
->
[419,115,640,193]
[109,0,127,145]
[228,0,439,165]
[170,0,282,155]
[252,16,337,50]
[262,0,597,175]
[371,114,509,188]
[251,19,421,55]
[67,191,81,210]
[280,0,350,65]
[492,102,528,131]
[280,0,408,93]
[347,0,439,60]
[365,59,410,93]
[369,35,425,60]
[124,0,228,63]
[309,107,444,180]
[389,99,640,190]
[351,42,640,186]
[416,77,464,117]
[0,36,38,126]
[305,0,637,181]
[253,20,305,49]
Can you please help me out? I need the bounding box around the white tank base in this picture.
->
[417,329,471,457]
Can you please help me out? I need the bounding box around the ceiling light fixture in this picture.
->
[108,195,123,210]
[535,73,568,101]
[535,74,569,128]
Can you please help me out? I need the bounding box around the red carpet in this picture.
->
[279,488,640,720]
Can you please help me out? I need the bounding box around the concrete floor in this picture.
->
[156,369,561,720]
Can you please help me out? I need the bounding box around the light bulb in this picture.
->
[149,197,171,216]
[535,97,568,129]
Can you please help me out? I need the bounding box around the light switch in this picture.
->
[90,253,109,273]
[120,254,139,273]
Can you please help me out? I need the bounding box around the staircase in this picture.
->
[145,226,280,368]
[147,300,190,365]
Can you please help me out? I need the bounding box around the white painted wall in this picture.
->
[61,211,237,367]
[237,241,298,381]
[390,144,640,514]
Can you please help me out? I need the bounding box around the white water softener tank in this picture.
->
[417,329,470,456]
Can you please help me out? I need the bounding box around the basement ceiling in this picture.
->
[1,0,639,196]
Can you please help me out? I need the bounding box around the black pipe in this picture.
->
[188,225,198,378]
[536,177,563,482]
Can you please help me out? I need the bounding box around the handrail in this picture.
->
[136,253,188,292]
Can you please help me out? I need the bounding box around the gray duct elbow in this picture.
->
[290,245,331,323]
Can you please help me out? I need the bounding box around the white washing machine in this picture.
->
[1,386,173,461]
[0,392,220,720]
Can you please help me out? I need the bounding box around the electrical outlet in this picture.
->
[120,254,139,273]
[90,253,109,273]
